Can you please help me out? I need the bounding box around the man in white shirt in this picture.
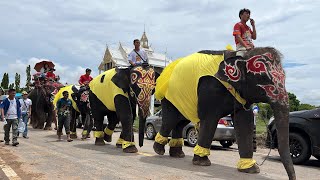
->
[128,39,148,66]
[19,91,32,139]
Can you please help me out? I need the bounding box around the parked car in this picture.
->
[145,110,235,147]
[266,108,320,164]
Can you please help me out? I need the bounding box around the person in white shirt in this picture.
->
[128,39,148,66]
[19,91,32,139]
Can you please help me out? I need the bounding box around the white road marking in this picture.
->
[0,157,21,180]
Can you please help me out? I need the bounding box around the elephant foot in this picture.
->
[104,134,112,142]
[95,138,105,146]
[116,144,122,148]
[153,142,165,155]
[70,134,78,139]
[238,164,260,174]
[192,155,211,166]
[169,147,185,158]
[44,126,52,130]
[81,134,88,140]
[123,145,138,153]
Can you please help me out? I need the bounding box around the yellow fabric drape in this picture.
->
[168,138,184,147]
[237,158,257,169]
[122,141,136,149]
[155,52,246,124]
[193,144,210,157]
[82,130,88,135]
[116,138,124,145]
[89,68,128,111]
[155,132,168,145]
[94,131,104,138]
[53,85,79,112]
[104,127,114,136]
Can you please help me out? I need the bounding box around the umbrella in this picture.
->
[34,60,55,72]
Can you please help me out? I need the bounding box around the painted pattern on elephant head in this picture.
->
[130,66,156,118]
[222,48,288,106]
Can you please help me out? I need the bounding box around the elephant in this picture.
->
[89,64,157,153]
[29,82,63,129]
[153,47,295,180]
[53,85,93,139]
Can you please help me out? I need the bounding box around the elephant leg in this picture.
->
[69,110,78,139]
[81,113,90,139]
[103,112,118,143]
[193,76,234,166]
[44,107,53,130]
[233,109,260,174]
[89,92,106,146]
[169,119,190,158]
[114,95,137,153]
[153,98,181,155]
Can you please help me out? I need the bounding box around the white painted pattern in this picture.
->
[0,157,21,180]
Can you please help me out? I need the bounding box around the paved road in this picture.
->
[0,125,319,180]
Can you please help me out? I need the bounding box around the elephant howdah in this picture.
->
[153,47,295,180]
[89,65,157,152]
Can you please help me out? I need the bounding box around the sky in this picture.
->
[0,0,319,105]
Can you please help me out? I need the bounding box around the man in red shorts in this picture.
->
[233,8,257,57]
[79,68,93,86]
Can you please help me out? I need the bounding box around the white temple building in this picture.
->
[98,31,171,74]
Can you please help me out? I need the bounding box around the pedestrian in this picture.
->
[128,39,148,66]
[56,91,73,142]
[19,91,32,139]
[0,89,21,146]
[78,68,93,86]
[233,8,257,57]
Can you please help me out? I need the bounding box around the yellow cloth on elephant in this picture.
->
[89,68,128,111]
[53,85,79,112]
[122,141,135,149]
[155,132,168,145]
[168,138,184,147]
[194,144,210,157]
[94,131,104,138]
[104,127,114,136]
[237,158,257,169]
[116,138,124,145]
[155,52,246,124]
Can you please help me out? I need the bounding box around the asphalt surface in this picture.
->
[0,124,319,180]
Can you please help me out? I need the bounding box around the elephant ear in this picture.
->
[215,56,245,82]
[111,67,131,92]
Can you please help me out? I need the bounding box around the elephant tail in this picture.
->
[155,58,183,100]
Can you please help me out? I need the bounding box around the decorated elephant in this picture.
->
[89,64,157,153]
[153,48,295,180]
[29,82,63,129]
[53,85,93,139]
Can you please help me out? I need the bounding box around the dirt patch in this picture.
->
[0,146,44,180]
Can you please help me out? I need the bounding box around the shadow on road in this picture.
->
[72,143,140,157]
[266,155,320,169]
[139,155,272,180]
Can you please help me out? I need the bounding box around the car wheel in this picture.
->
[145,124,156,140]
[289,132,311,164]
[186,128,198,147]
[220,140,233,148]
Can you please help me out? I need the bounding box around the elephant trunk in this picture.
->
[271,102,296,180]
[139,115,146,147]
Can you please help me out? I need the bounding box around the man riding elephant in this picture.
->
[153,47,296,180]
[89,64,158,153]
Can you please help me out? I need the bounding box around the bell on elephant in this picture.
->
[89,64,158,153]
[153,47,296,180]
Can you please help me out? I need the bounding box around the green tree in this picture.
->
[257,103,273,120]
[288,92,300,112]
[1,73,9,89]
[26,65,31,91]
[298,103,316,111]
[8,83,14,89]
[15,73,21,92]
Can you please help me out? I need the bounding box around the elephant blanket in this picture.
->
[89,68,128,111]
[155,52,246,123]
[53,85,79,112]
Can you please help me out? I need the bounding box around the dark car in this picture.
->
[145,110,235,147]
[266,108,320,164]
